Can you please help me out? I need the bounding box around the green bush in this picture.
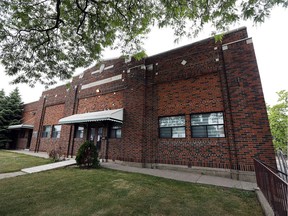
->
[76,141,100,168]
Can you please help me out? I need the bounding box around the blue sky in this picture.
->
[0,6,287,105]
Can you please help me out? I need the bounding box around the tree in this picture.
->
[76,141,100,168]
[0,89,6,126]
[6,88,24,126]
[267,90,288,154]
[0,89,10,148]
[0,1,287,86]
[0,88,23,148]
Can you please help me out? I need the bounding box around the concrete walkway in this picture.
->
[0,171,26,180]
[0,159,76,180]
[2,150,257,191]
[101,162,257,191]
[9,150,49,159]
[0,150,76,180]
[21,159,76,174]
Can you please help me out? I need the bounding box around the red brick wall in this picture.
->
[141,27,275,171]
[119,68,146,163]
[153,73,229,168]
[25,27,275,171]
[222,38,276,169]
[38,103,65,153]
[30,85,69,153]
[15,102,38,150]
[157,73,223,115]
[43,104,65,125]
[77,92,124,113]
[22,101,38,125]
[16,138,28,149]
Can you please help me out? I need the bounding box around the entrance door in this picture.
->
[26,130,32,149]
[89,127,96,142]
[96,127,103,151]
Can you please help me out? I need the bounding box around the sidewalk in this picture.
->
[9,150,49,159]
[2,150,257,191]
[0,150,76,180]
[21,159,76,174]
[101,162,257,191]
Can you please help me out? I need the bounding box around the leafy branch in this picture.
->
[0,0,287,86]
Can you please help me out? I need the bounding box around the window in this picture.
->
[159,116,185,138]
[89,128,96,141]
[42,125,51,138]
[110,123,122,138]
[52,125,61,138]
[191,112,225,138]
[75,126,84,138]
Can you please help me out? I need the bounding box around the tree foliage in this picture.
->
[267,90,288,154]
[0,0,287,86]
[0,88,23,148]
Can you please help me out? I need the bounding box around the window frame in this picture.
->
[42,125,52,138]
[74,125,85,139]
[51,125,62,139]
[159,115,186,139]
[191,112,225,138]
[109,123,122,139]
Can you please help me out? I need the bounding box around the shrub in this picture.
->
[48,149,65,162]
[76,141,100,168]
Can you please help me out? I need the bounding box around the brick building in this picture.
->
[11,27,276,181]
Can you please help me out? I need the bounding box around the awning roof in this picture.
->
[8,124,34,130]
[58,108,123,124]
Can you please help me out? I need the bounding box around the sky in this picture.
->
[0,7,287,105]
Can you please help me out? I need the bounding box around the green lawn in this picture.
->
[0,167,263,216]
[0,150,52,173]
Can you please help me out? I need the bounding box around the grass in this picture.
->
[0,167,263,216]
[0,150,52,173]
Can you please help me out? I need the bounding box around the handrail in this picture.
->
[254,157,288,177]
[254,158,287,216]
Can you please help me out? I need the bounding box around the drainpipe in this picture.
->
[105,122,109,162]
[142,58,148,167]
[66,85,78,158]
[35,96,46,152]
[220,45,239,179]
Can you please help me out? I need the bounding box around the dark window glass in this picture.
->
[75,126,84,138]
[159,128,172,138]
[159,116,185,138]
[191,112,225,138]
[191,126,207,138]
[110,124,122,138]
[42,126,51,138]
[52,125,61,138]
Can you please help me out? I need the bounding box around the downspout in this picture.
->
[66,85,78,158]
[105,122,109,162]
[35,96,46,153]
[70,126,76,157]
[141,58,148,167]
[220,45,239,179]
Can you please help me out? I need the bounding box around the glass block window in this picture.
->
[75,126,84,138]
[42,125,51,138]
[159,116,186,138]
[110,123,122,138]
[191,112,225,138]
[52,125,61,138]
